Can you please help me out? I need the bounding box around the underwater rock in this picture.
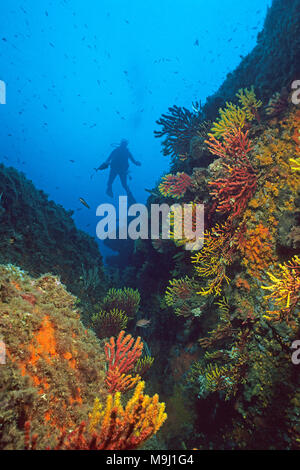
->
[0,264,107,450]
[0,164,106,303]
[204,0,300,120]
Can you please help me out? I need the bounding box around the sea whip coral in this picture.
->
[265,88,289,117]
[165,276,196,306]
[159,172,192,199]
[210,102,246,138]
[105,330,143,393]
[238,223,275,280]
[101,287,140,317]
[206,102,257,221]
[205,128,253,160]
[208,162,257,220]
[154,105,203,160]
[206,124,257,221]
[191,223,236,296]
[262,255,300,322]
[25,381,167,450]
[236,86,263,122]
[91,308,128,339]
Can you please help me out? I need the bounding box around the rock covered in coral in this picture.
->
[0,164,106,303]
[129,91,300,449]
[204,0,300,120]
[0,264,107,450]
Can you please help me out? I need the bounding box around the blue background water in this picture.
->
[0,0,271,257]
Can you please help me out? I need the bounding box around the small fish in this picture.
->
[136,319,151,328]
[194,39,199,46]
[69,159,75,163]
[79,198,90,209]
[145,188,160,197]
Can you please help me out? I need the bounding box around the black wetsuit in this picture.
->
[106,145,136,201]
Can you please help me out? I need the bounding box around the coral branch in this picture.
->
[191,223,236,296]
[154,105,204,160]
[205,128,253,161]
[91,308,128,339]
[210,102,246,138]
[262,255,300,322]
[105,331,143,393]
[208,162,257,220]
[159,172,192,199]
[26,382,167,450]
[101,287,140,317]
[236,86,262,122]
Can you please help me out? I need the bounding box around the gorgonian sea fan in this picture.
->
[159,172,192,199]
[105,330,143,393]
[91,309,128,339]
[208,162,257,220]
[205,128,253,161]
[101,287,140,317]
[25,381,167,450]
[154,105,204,160]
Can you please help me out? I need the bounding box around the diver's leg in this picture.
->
[106,167,117,197]
[119,172,136,204]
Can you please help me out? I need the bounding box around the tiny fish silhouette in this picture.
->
[79,198,90,209]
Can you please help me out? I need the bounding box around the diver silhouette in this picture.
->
[98,139,141,204]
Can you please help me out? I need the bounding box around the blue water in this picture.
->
[0,0,271,257]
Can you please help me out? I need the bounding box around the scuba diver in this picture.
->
[97,139,141,204]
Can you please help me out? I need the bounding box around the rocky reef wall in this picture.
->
[0,265,107,449]
[204,0,300,120]
[0,164,106,303]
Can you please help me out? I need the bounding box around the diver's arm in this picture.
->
[96,153,112,170]
[128,152,141,166]
[105,152,113,164]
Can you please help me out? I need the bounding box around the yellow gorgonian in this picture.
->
[88,381,167,442]
[210,102,246,139]
[191,224,232,296]
[165,276,195,306]
[236,86,263,122]
[289,156,300,172]
[205,363,232,393]
[262,256,300,321]
[168,202,202,249]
